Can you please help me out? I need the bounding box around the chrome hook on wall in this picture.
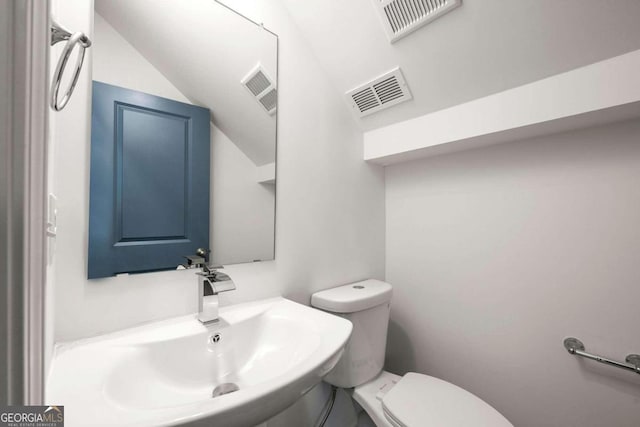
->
[50,20,92,111]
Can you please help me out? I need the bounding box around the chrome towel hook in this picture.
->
[50,20,91,111]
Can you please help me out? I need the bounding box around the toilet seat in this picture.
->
[381,373,512,427]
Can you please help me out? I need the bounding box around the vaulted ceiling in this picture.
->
[279,0,640,131]
[96,0,277,166]
[96,0,640,145]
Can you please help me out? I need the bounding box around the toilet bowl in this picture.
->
[311,280,512,427]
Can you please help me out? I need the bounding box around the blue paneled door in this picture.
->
[88,81,210,279]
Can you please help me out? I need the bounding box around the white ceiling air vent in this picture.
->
[374,0,461,43]
[346,67,412,117]
[241,64,277,115]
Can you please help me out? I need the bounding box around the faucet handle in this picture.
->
[183,255,205,268]
[182,248,210,267]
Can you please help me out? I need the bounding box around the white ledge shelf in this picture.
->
[364,49,640,165]
[256,162,276,184]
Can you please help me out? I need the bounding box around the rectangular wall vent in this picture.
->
[346,67,412,117]
[374,0,461,43]
[241,64,277,115]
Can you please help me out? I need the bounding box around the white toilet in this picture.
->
[311,279,513,427]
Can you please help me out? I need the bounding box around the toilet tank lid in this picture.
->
[311,279,392,313]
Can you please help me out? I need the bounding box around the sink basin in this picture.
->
[47,297,352,426]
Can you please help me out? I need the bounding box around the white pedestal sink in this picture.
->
[47,297,352,427]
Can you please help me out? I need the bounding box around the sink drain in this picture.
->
[212,383,240,398]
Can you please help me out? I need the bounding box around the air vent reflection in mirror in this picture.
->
[241,63,277,115]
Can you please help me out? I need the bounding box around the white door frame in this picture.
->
[0,0,50,405]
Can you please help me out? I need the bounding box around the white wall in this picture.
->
[52,0,384,347]
[280,0,640,132]
[92,13,189,103]
[49,3,383,424]
[53,5,202,341]
[211,124,275,265]
[48,0,97,381]
[385,119,640,427]
[51,2,384,423]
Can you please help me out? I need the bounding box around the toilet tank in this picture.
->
[311,280,392,388]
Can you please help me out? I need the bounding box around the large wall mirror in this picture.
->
[88,0,277,278]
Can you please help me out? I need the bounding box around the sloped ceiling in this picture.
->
[96,0,277,166]
[279,0,640,131]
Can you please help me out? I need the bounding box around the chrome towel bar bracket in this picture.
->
[50,21,91,111]
[563,337,640,375]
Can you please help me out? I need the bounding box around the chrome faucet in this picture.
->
[186,249,236,324]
